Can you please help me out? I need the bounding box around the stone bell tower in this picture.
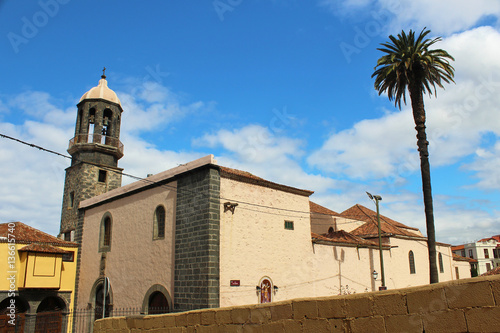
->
[60,70,124,240]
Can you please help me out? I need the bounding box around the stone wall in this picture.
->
[94,274,500,332]
[174,166,221,312]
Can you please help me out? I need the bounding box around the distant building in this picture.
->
[452,235,500,276]
[0,222,78,332]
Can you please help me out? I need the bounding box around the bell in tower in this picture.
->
[60,70,124,241]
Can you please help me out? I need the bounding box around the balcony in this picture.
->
[68,134,124,155]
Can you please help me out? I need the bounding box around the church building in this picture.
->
[60,73,465,324]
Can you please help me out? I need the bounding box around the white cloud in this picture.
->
[321,0,500,35]
[310,27,500,188]
[463,142,500,191]
[195,124,339,193]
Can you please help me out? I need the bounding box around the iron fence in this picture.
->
[1,307,169,333]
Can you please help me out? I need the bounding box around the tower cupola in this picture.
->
[60,70,125,237]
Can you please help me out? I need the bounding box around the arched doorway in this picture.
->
[94,283,111,320]
[35,296,66,333]
[148,292,169,315]
[0,297,29,332]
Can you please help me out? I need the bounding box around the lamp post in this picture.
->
[366,192,386,290]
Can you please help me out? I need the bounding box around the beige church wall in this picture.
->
[454,259,472,279]
[309,243,383,295]
[382,238,455,289]
[77,181,177,310]
[335,217,366,233]
[219,177,314,307]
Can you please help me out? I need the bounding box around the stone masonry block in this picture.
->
[175,313,189,327]
[241,324,263,333]
[261,321,284,333]
[282,319,302,332]
[445,280,495,309]
[250,307,271,324]
[349,316,385,333]
[344,294,374,318]
[270,302,293,321]
[465,306,500,333]
[162,315,177,327]
[384,314,423,333]
[293,299,319,319]
[302,318,331,333]
[422,309,467,333]
[231,307,251,324]
[489,277,500,305]
[373,292,407,316]
[187,312,201,326]
[406,286,447,314]
[200,310,216,325]
[215,309,232,324]
[317,297,345,319]
[329,318,346,333]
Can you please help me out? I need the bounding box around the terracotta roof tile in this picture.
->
[451,245,465,251]
[309,201,339,216]
[19,243,71,254]
[0,222,77,247]
[340,204,422,238]
[312,230,389,248]
[219,166,314,197]
[452,253,477,263]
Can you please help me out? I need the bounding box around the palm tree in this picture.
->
[372,28,454,284]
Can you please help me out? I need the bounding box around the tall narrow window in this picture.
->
[439,253,444,273]
[486,263,492,271]
[100,214,112,252]
[484,249,489,259]
[468,249,474,258]
[409,250,416,274]
[68,191,75,209]
[455,266,459,279]
[153,205,166,240]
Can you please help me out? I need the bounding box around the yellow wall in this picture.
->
[0,242,78,304]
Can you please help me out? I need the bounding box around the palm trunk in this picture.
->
[409,83,439,284]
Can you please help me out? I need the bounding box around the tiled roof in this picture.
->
[481,266,500,276]
[340,204,422,238]
[19,243,71,254]
[312,230,390,248]
[0,222,77,247]
[479,235,500,243]
[451,245,465,251]
[220,166,314,197]
[309,201,339,216]
[452,253,477,263]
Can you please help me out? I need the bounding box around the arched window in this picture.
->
[439,253,444,273]
[99,214,112,252]
[409,251,416,274]
[153,205,166,240]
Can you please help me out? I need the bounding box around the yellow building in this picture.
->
[0,222,78,333]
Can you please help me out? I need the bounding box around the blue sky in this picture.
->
[1,0,499,245]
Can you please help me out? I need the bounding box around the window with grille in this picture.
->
[409,250,416,274]
[153,205,166,240]
[284,221,294,230]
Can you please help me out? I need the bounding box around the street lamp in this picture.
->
[372,270,378,280]
[366,192,386,290]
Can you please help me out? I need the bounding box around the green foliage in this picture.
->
[372,28,455,109]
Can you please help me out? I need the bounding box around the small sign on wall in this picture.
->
[230,280,240,287]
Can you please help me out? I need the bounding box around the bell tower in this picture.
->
[60,70,124,240]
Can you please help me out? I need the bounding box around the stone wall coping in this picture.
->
[95,274,500,332]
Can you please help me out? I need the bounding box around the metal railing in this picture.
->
[1,307,170,333]
[68,134,123,154]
